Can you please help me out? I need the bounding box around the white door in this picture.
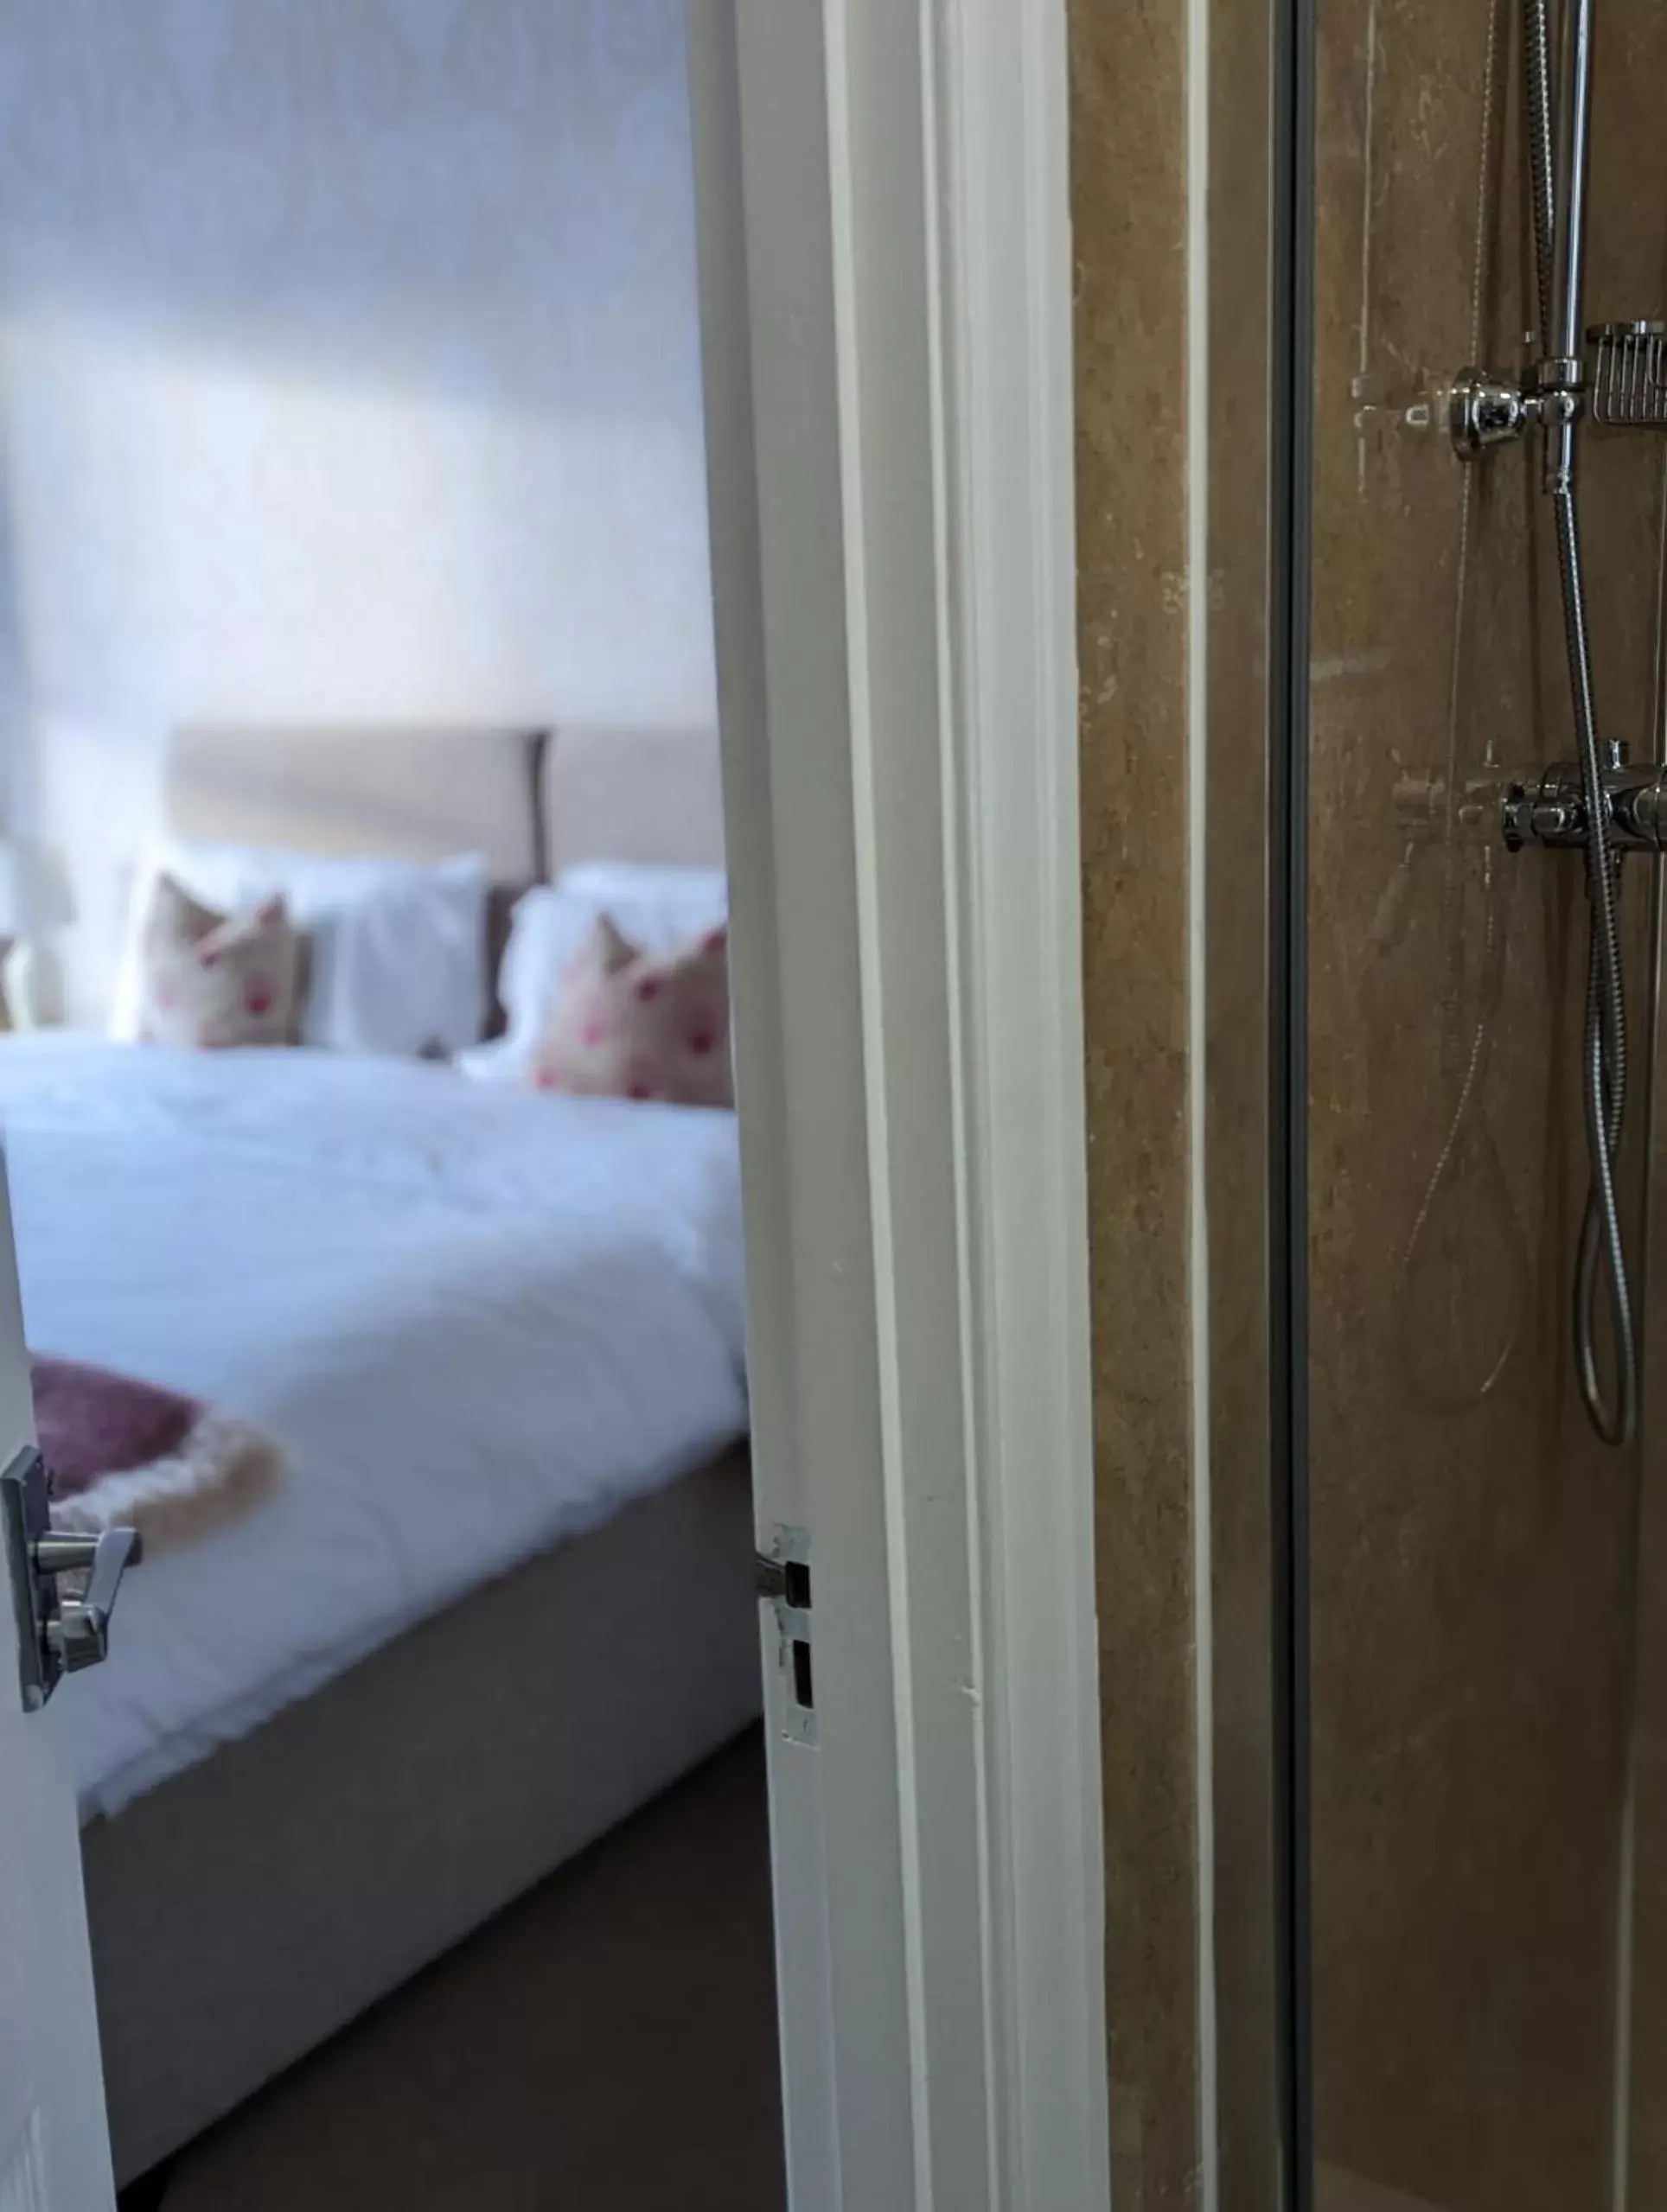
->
[689,9,915,2204]
[0,1154,116,2212]
[690,4,1107,2209]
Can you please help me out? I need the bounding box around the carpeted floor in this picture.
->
[137,1731,785,2212]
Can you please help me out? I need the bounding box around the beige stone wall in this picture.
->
[1072,0,1287,2197]
[1074,0,1667,2203]
[1306,3,1667,2205]
[1070,0,1198,2204]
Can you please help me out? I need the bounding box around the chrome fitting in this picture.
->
[1500,755,1667,853]
[1449,369,1531,456]
[1449,359,1587,459]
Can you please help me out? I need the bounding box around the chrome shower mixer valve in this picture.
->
[1393,755,1667,855]
[1499,754,1667,852]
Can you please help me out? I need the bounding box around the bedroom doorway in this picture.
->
[0,6,1102,2211]
[0,5,776,2205]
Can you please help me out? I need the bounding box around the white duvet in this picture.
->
[0,1036,750,1819]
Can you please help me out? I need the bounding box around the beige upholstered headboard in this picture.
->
[168,725,549,882]
[168,724,727,879]
[540,726,726,873]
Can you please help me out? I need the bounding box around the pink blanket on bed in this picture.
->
[34,1354,283,1550]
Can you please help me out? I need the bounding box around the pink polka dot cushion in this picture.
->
[137,874,303,1050]
[528,913,733,1108]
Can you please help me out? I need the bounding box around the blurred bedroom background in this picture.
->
[0,8,778,2210]
[0,0,718,1023]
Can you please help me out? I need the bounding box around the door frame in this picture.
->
[690,5,1108,2209]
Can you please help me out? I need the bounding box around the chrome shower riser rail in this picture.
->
[1440,0,1643,1448]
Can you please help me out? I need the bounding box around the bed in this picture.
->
[3,723,757,2185]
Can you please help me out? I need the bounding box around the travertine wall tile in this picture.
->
[1306,3,1667,2207]
[1070,2,1198,2206]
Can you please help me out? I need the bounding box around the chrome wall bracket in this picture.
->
[1451,323,1667,461]
[1449,360,1585,456]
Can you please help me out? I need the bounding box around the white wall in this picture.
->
[0,0,715,1019]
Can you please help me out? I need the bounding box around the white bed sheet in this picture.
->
[0,1036,749,1820]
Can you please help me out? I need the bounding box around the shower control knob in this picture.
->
[1450,369,1530,455]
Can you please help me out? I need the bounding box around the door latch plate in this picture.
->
[756,1524,815,1745]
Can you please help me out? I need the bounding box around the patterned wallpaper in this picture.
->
[0,0,715,1017]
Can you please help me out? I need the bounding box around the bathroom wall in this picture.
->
[1601,35,1667,2209]
[1074,0,1667,2206]
[1632,1281,1667,2211]
[1073,0,1288,2195]
[0,0,715,1020]
[1304,2,1667,2207]
[1070,0,1199,2202]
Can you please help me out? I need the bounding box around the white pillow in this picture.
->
[111,842,490,1058]
[554,861,731,931]
[458,864,729,1084]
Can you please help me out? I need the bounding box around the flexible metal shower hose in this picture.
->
[1525,0,1638,1445]
[1560,492,1638,1444]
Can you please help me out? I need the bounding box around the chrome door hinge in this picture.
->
[1,1446,143,1712]
[755,1525,815,1745]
